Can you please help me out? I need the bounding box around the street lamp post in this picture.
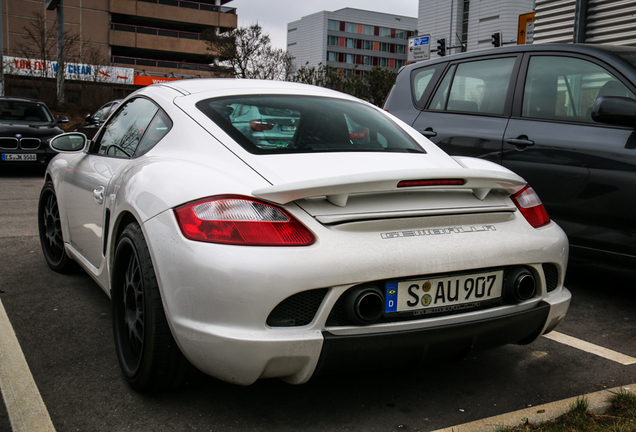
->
[46,0,65,105]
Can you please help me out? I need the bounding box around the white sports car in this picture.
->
[39,79,571,391]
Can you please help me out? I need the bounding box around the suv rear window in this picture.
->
[196,95,424,155]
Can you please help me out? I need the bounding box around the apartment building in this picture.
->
[287,8,417,75]
[3,0,237,88]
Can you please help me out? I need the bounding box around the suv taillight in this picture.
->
[511,185,550,228]
[174,196,315,246]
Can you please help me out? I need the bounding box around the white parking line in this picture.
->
[0,299,56,432]
[544,331,636,365]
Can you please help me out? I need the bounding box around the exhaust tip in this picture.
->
[505,267,536,302]
[345,286,384,325]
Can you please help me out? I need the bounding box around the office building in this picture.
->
[418,0,534,57]
[287,8,417,74]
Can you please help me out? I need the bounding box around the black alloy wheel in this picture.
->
[38,181,74,272]
[112,222,193,392]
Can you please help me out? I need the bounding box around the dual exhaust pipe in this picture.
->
[344,267,537,326]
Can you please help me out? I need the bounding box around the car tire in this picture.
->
[38,181,75,272]
[111,222,193,392]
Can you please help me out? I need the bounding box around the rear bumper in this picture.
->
[316,301,551,376]
[172,287,570,385]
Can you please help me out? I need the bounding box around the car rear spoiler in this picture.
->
[252,167,527,207]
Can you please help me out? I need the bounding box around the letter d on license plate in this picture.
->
[385,270,503,313]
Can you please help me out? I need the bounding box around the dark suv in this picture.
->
[384,43,636,265]
[0,97,68,166]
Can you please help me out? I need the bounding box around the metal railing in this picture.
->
[111,55,214,72]
[137,0,236,13]
[111,23,202,40]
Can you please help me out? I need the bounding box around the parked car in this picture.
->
[40,79,570,391]
[74,99,121,139]
[384,43,636,266]
[228,103,299,149]
[0,97,68,165]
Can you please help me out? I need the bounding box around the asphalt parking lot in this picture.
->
[1,166,636,432]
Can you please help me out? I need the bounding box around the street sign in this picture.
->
[518,12,535,45]
[408,35,431,63]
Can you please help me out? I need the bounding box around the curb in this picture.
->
[431,383,636,432]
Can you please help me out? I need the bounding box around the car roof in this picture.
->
[399,43,636,73]
[154,78,353,99]
[0,96,50,105]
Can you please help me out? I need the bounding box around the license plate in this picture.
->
[385,270,503,314]
[2,153,37,161]
[280,125,296,131]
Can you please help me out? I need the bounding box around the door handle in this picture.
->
[93,186,105,205]
[420,127,437,138]
[506,136,535,147]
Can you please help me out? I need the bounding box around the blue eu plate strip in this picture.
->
[385,283,398,313]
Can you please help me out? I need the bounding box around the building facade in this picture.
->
[2,0,237,88]
[418,0,534,57]
[533,0,636,46]
[287,8,417,74]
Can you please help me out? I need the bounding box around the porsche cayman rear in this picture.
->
[138,81,570,386]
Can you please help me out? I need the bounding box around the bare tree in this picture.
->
[14,11,81,75]
[203,23,294,80]
[10,11,115,110]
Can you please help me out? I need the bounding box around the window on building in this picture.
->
[379,58,388,67]
[395,59,405,69]
[345,22,357,33]
[380,42,389,52]
[363,40,373,50]
[395,30,407,39]
[461,0,470,52]
[396,45,406,54]
[379,27,391,37]
[328,20,339,31]
[346,38,355,48]
[363,56,372,65]
[363,25,374,35]
[327,52,337,62]
[328,36,338,46]
[346,54,355,64]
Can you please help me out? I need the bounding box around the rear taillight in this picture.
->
[250,120,275,131]
[511,185,550,228]
[174,196,316,246]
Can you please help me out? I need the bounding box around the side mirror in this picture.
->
[57,115,69,124]
[85,113,93,123]
[591,96,636,128]
[49,132,88,153]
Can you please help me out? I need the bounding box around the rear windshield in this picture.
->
[0,100,54,124]
[196,95,424,155]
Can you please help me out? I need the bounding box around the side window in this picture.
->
[136,110,173,155]
[429,65,456,110]
[95,98,160,158]
[412,68,436,101]
[429,57,516,115]
[522,56,635,123]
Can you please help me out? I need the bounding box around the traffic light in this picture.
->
[491,31,502,47]
[436,38,446,56]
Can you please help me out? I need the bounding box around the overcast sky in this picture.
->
[228,1,419,50]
